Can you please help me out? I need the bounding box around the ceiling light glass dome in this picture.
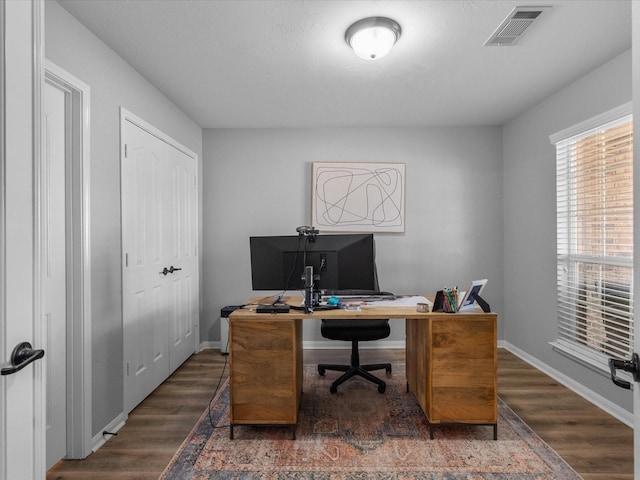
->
[345,17,402,60]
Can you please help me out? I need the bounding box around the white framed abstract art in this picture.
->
[311,162,405,233]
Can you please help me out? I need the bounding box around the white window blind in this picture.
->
[554,113,633,363]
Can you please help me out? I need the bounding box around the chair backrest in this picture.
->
[320,269,390,340]
[320,318,390,342]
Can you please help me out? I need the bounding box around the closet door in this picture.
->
[122,120,171,413]
[121,112,199,413]
[166,143,198,372]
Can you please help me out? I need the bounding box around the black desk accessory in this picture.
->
[256,304,291,314]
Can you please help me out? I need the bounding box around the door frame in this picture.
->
[44,61,93,460]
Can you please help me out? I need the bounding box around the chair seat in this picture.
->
[320,319,390,342]
[319,318,391,394]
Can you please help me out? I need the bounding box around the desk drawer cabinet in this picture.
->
[406,315,497,435]
[229,318,303,431]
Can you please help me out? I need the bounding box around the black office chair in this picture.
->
[317,318,392,394]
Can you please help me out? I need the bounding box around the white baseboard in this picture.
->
[199,340,221,351]
[502,341,633,428]
[91,412,126,452]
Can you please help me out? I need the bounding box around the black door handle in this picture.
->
[608,353,640,389]
[1,342,45,376]
[160,266,182,275]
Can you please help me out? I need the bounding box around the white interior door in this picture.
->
[1,1,46,479]
[43,80,67,470]
[121,111,198,413]
[122,121,171,413]
[166,144,198,372]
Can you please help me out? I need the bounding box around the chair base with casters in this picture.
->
[318,319,391,394]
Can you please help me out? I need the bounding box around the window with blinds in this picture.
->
[554,114,633,363]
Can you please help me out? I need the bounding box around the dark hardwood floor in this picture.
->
[46,348,633,480]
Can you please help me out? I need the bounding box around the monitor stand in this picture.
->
[303,265,315,314]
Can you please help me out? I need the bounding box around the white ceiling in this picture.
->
[56,0,632,128]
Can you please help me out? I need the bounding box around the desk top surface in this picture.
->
[230,296,496,320]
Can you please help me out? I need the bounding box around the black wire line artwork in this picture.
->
[312,163,405,232]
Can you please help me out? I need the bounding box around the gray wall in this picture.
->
[45,0,635,445]
[202,127,504,344]
[45,2,203,437]
[502,49,633,412]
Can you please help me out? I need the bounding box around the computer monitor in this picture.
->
[249,233,377,292]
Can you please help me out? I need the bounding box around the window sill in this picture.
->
[549,340,633,387]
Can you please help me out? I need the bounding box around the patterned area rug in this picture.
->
[160,365,583,479]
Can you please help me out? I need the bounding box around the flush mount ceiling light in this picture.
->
[345,17,402,60]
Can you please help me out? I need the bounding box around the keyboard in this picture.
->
[319,290,396,302]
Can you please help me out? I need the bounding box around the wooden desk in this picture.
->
[229,297,497,439]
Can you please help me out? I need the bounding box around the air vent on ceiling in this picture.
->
[484,6,550,46]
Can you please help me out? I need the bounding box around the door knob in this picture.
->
[159,266,181,275]
[608,353,640,389]
[1,342,45,376]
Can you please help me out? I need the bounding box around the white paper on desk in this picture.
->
[362,295,432,307]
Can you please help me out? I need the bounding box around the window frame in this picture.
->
[550,103,634,374]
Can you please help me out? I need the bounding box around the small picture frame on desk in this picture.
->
[458,279,488,311]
